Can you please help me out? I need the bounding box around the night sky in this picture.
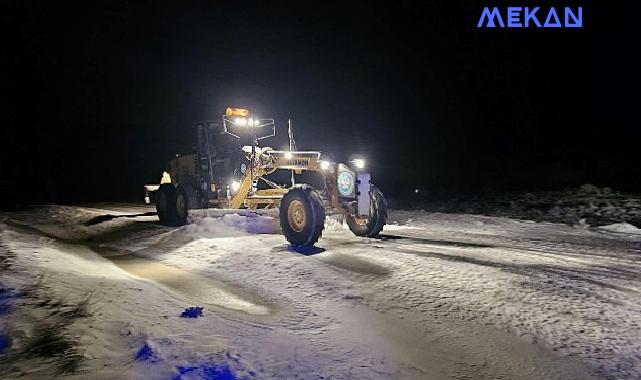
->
[2,1,637,205]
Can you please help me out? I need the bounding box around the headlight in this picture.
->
[319,160,330,170]
[225,107,250,117]
[352,158,365,169]
[234,117,248,126]
[231,181,241,192]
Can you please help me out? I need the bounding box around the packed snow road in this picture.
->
[1,204,640,379]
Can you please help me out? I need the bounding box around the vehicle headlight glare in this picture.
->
[353,158,365,169]
[231,181,241,192]
[320,160,330,170]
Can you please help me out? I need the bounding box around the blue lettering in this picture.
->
[478,7,505,28]
[507,7,522,27]
[544,7,562,27]
[524,7,541,27]
[565,7,582,27]
[479,6,582,29]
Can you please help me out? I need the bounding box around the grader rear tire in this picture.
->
[156,183,178,226]
[279,185,325,247]
[346,185,387,237]
[175,183,200,226]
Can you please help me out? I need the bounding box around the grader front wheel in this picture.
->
[279,186,325,247]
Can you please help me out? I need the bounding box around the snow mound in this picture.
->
[220,213,279,234]
[598,222,641,235]
[186,213,280,237]
[324,216,345,232]
[392,184,641,228]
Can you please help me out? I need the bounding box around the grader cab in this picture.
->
[149,107,387,247]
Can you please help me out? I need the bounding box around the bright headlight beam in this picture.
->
[231,181,241,192]
[320,160,330,170]
[353,158,366,169]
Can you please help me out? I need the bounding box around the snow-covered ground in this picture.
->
[1,204,640,379]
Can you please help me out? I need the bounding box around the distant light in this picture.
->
[414,188,420,194]
[319,160,330,170]
[284,152,293,159]
[231,181,241,192]
[235,117,247,126]
[353,158,366,169]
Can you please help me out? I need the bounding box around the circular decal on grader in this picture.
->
[337,171,355,196]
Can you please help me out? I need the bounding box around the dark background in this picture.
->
[1,1,637,206]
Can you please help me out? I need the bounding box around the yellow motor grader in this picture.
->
[149,107,387,247]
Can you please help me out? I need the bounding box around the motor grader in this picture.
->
[147,107,387,247]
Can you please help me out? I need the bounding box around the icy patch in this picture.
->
[111,256,271,315]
